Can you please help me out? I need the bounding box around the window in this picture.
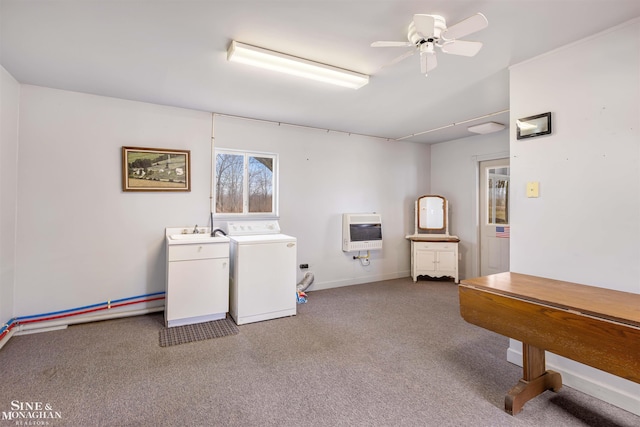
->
[487,166,509,225]
[214,149,278,216]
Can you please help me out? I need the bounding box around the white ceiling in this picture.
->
[2,1,639,144]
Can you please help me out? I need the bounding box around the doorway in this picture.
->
[479,158,510,276]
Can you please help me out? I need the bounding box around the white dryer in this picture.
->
[226,220,297,325]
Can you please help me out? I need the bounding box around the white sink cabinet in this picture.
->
[165,228,230,327]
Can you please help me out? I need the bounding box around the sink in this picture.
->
[165,227,229,244]
[169,234,220,241]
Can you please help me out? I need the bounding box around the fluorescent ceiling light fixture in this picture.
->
[227,41,369,89]
[468,122,506,134]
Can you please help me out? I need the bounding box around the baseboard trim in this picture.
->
[14,324,68,336]
[507,347,640,416]
[309,271,411,291]
[0,306,165,352]
[0,328,17,351]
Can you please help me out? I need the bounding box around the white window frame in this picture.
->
[213,148,279,218]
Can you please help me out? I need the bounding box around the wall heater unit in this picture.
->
[342,213,383,252]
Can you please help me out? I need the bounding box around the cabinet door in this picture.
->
[437,250,457,272]
[415,250,437,273]
[210,258,230,314]
[167,258,228,321]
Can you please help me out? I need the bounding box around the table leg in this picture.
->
[505,343,562,415]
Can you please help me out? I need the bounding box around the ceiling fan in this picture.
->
[371,13,488,76]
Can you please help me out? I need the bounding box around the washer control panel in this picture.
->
[226,220,281,236]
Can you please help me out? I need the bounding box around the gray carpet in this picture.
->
[159,317,238,347]
[1,278,638,426]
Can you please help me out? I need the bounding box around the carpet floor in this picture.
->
[1,278,638,426]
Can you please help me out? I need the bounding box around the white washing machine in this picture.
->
[226,220,297,325]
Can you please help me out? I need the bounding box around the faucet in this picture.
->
[193,225,199,234]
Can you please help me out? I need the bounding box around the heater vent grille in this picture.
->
[342,213,383,252]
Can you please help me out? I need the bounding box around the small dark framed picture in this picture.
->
[516,112,552,140]
[122,146,191,192]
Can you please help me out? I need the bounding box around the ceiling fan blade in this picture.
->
[441,13,488,40]
[371,41,413,47]
[413,14,435,38]
[440,40,483,57]
[386,50,416,67]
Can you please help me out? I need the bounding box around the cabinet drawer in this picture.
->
[414,242,456,251]
[168,243,229,261]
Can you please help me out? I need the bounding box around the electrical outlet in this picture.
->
[299,263,309,269]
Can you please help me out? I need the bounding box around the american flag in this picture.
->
[496,226,510,238]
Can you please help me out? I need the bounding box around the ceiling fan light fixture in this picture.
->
[372,12,488,75]
[468,122,505,134]
[227,41,369,89]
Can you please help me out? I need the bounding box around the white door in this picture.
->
[479,158,510,276]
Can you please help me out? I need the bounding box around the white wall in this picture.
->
[430,132,509,279]
[11,86,430,319]
[15,86,213,316]
[508,18,640,414]
[213,115,430,289]
[0,66,20,326]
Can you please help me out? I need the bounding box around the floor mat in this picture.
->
[159,317,239,347]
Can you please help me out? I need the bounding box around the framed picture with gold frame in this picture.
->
[122,146,191,192]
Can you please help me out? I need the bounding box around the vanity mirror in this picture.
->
[418,195,446,232]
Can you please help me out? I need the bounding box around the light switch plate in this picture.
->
[527,181,539,198]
